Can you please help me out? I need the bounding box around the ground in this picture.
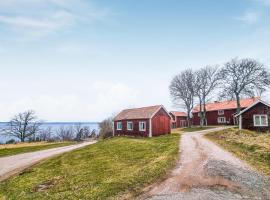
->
[0,141,96,181]
[0,134,179,200]
[142,127,270,200]
[205,128,270,175]
[0,141,76,157]
[175,126,216,133]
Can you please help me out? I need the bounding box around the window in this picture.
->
[139,121,146,131]
[253,115,268,127]
[116,122,122,130]
[218,117,226,123]
[127,122,133,130]
[198,112,201,117]
[218,110,224,115]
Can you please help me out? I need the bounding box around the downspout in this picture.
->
[149,118,152,137]
[112,121,115,136]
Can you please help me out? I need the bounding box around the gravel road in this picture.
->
[0,141,96,181]
[142,127,270,200]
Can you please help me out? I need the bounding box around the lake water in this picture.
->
[0,122,99,144]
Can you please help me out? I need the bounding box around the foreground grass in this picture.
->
[0,134,180,200]
[206,128,270,175]
[0,142,76,157]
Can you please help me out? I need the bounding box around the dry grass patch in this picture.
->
[206,128,270,175]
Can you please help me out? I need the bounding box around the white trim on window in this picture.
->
[139,121,146,131]
[127,121,133,131]
[116,122,122,130]
[253,114,268,127]
[218,110,224,115]
[218,117,226,123]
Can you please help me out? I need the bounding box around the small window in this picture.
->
[218,110,224,115]
[253,115,268,127]
[218,117,226,123]
[139,121,146,131]
[127,122,133,130]
[198,112,201,117]
[116,122,122,130]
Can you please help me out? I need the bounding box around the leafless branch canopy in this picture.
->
[4,110,43,142]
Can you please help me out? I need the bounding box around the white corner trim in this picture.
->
[149,118,152,137]
[239,115,242,130]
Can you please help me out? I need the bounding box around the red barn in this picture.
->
[113,105,171,137]
[192,97,259,126]
[235,99,270,132]
[169,111,187,128]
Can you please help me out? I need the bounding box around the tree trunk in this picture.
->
[236,94,241,114]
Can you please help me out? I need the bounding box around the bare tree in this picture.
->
[74,123,84,141]
[169,69,195,127]
[38,127,52,141]
[56,126,74,141]
[219,58,270,114]
[194,66,220,126]
[4,110,42,142]
[99,117,113,139]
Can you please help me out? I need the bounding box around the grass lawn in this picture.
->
[0,134,180,200]
[205,128,270,175]
[179,126,216,132]
[0,142,76,157]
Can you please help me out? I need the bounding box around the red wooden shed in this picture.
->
[113,105,171,137]
[169,111,187,128]
[235,99,270,132]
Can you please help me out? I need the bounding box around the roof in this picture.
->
[235,99,270,117]
[193,97,260,113]
[114,105,167,121]
[170,111,187,117]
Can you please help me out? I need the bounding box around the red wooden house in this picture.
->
[192,97,259,126]
[113,105,171,137]
[169,111,187,128]
[235,99,270,132]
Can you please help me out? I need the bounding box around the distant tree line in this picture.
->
[2,111,97,143]
[169,58,270,127]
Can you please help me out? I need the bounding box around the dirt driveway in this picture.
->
[0,141,96,181]
[143,127,270,200]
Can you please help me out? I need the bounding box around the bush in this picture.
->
[99,117,113,139]
[6,139,16,144]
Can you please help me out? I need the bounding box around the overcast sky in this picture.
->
[0,0,270,122]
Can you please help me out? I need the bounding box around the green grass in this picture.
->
[0,134,180,200]
[0,142,76,157]
[205,128,270,175]
[180,126,215,132]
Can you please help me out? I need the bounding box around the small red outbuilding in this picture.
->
[235,99,270,132]
[113,105,171,137]
[169,111,187,128]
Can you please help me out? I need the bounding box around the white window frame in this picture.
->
[116,122,122,130]
[218,117,226,123]
[139,121,146,131]
[127,121,133,131]
[218,110,224,115]
[253,114,268,127]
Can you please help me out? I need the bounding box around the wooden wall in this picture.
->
[152,107,171,136]
[114,119,149,137]
[193,109,237,126]
[242,102,270,132]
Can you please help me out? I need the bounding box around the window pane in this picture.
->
[254,116,260,125]
[261,116,267,125]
